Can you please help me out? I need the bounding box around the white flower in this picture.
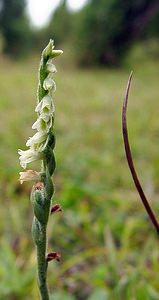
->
[38,135,50,152]
[19,170,40,184]
[32,117,52,133]
[26,131,47,147]
[43,77,56,91]
[47,61,57,73]
[41,95,55,112]
[35,95,54,114]
[32,117,47,132]
[32,117,46,131]
[35,95,55,123]
[41,111,54,123]
[18,148,43,169]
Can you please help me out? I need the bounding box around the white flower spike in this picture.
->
[18,39,63,170]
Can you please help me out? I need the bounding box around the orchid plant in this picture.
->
[18,40,63,300]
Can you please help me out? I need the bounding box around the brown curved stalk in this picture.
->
[122,72,159,234]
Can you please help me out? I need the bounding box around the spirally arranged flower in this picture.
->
[18,40,63,179]
[19,170,40,184]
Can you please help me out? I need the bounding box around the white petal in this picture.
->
[19,170,40,184]
[47,62,57,73]
[43,78,56,91]
[52,49,63,57]
[38,135,50,152]
[32,116,52,133]
[20,161,27,169]
[41,95,52,109]
[35,101,42,113]
[26,132,47,147]
[18,148,34,157]
[32,118,47,132]
[32,118,41,130]
[35,95,54,116]
[20,155,39,168]
[40,110,54,122]
[47,116,53,129]
[18,148,43,169]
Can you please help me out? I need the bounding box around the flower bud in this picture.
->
[42,39,54,58]
[51,50,63,58]
[30,183,47,224]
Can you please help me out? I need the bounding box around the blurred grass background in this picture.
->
[1,1,159,299]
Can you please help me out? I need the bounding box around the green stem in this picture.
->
[36,224,49,300]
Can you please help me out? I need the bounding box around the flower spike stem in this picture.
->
[36,222,49,300]
[18,40,63,299]
[122,72,159,234]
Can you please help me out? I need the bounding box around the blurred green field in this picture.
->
[1,47,159,300]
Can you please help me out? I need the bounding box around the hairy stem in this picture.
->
[36,224,49,300]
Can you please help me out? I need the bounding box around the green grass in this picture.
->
[1,49,159,299]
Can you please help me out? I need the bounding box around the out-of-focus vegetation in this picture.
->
[46,0,73,45]
[1,0,159,65]
[1,0,159,299]
[1,43,159,299]
[0,0,32,57]
[73,0,159,66]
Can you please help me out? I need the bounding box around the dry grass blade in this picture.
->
[122,72,159,234]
